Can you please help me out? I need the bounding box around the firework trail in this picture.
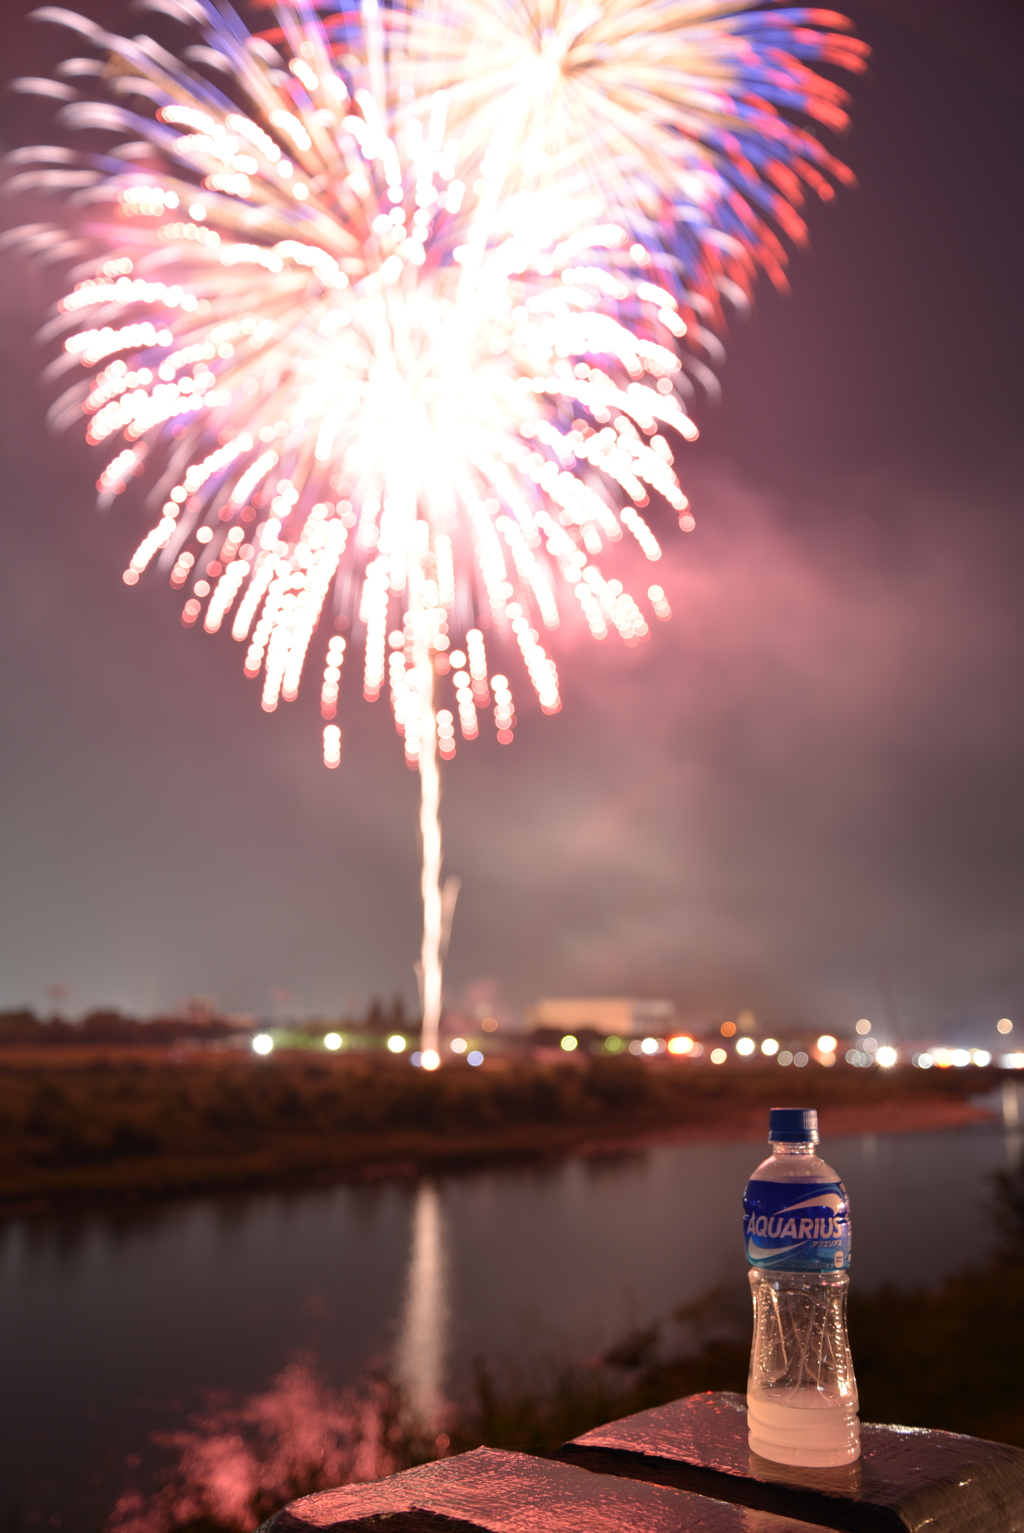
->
[7,0,863,1061]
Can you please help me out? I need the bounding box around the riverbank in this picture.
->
[0,1047,999,1214]
[112,1243,1024,1532]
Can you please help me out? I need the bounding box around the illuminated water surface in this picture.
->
[1,1118,1015,1524]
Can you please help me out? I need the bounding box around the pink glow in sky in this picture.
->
[0,0,1020,1037]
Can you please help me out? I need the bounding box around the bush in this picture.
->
[0,1049,996,1204]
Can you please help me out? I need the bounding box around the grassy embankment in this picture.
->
[0,1046,996,1209]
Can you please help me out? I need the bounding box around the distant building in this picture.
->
[526,997,676,1038]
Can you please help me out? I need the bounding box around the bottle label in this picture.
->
[743,1179,850,1271]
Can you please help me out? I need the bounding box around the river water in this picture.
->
[2,1115,1019,1525]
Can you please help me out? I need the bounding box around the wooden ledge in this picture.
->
[556,1391,1024,1533]
[259,1443,823,1533]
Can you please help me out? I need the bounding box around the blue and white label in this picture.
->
[743,1179,850,1271]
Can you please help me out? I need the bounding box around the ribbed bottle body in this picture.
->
[747,1267,859,1466]
[743,1110,860,1467]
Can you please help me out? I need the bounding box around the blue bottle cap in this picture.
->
[769,1107,819,1143]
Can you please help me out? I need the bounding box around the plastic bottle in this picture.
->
[743,1107,860,1467]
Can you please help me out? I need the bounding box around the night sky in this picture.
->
[0,0,1020,1038]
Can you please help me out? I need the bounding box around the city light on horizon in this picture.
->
[175,1002,1022,1073]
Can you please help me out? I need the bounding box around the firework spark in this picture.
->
[8,0,862,1058]
[395,0,868,375]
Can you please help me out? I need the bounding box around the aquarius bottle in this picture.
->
[744,1107,860,1467]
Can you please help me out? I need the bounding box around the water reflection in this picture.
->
[1002,1079,1023,1165]
[3,1122,1013,1526]
[393,1181,449,1430]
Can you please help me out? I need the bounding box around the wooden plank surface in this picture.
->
[558,1391,1024,1533]
[260,1444,825,1533]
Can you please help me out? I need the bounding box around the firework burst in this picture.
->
[401,0,867,325]
[7,0,863,1059]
